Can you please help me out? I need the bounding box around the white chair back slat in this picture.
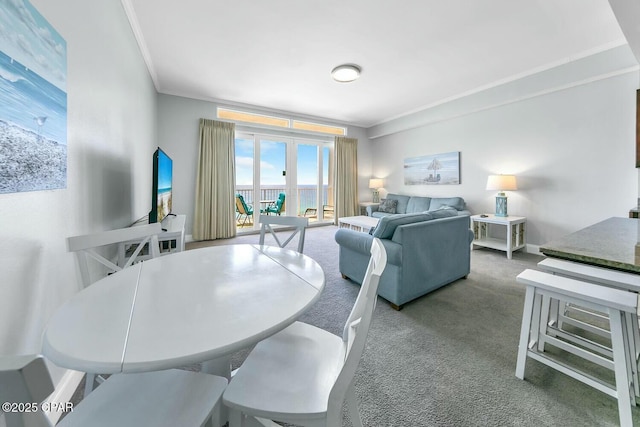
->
[331,238,387,419]
[259,215,309,253]
[67,223,162,288]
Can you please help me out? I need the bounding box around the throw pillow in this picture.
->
[378,199,398,214]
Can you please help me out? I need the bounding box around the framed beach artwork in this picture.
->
[0,0,67,194]
[404,151,460,185]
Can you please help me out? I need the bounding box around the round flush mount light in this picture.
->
[331,64,361,83]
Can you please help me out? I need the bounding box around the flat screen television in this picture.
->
[150,147,173,223]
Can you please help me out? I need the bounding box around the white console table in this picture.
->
[471,214,526,260]
[118,214,185,266]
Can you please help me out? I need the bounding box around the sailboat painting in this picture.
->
[404,151,460,185]
[0,0,67,194]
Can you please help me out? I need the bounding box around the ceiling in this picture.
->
[125,0,628,128]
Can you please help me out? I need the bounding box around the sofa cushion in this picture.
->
[428,197,465,211]
[373,213,432,239]
[406,196,431,213]
[378,198,398,214]
[385,194,411,214]
[428,206,459,219]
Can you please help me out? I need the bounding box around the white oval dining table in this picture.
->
[42,244,325,377]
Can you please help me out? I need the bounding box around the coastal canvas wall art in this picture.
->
[404,151,460,185]
[0,0,67,194]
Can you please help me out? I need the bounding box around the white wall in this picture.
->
[0,0,157,385]
[369,46,639,247]
[157,94,371,238]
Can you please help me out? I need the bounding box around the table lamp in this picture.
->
[369,178,383,203]
[486,175,517,217]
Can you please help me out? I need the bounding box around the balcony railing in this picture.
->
[235,186,332,217]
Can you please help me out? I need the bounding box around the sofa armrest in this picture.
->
[335,229,402,265]
[366,205,380,216]
[335,228,372,253]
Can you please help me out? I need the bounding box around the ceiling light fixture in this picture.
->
[331,64,361,83]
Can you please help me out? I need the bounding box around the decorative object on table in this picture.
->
[377,198,398,214]
[0,0,67,194]
[486,174,517,217]
[369,178,384,203]
[404,151,460,185]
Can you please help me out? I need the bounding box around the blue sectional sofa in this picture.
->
[335,209,474,309]
[367,193,470,218]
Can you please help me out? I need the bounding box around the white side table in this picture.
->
[471,214,526,260]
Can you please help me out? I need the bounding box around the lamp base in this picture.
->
[372,190,380,203]
[495,194,508,217]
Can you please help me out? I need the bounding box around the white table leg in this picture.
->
[610,310,634,426]
[201,356,232,378]
[201,356,232,427]
[506,222,513,260]
[516,286,536,379]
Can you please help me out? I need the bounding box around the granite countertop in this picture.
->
[540,217,640,273]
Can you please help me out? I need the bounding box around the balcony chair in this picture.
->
[223,238,388,427]
[0,354,227,427]
[323,205,334,218]
[66,223,162,396]
[235,194,254,226]
[259,215,309,253]
[262,192,285,215]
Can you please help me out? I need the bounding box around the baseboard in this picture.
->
[44,370,84,424]
[186,234,193,243]
[526,243,542,255]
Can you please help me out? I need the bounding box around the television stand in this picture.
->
[118,214,185,266]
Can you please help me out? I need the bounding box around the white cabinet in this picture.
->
[118,214,185,266]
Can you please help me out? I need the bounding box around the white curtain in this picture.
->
[334,136,359,224]
[193,119,236,240]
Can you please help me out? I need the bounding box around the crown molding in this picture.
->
[120,0,159,91]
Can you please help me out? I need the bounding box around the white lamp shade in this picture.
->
[486,175,517,191]
[369,178,384,189]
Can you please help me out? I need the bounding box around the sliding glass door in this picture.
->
[260,139,287,216]
[234,132,333,232]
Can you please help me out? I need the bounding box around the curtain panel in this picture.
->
[334,136,359,224]
[193,119,236,240]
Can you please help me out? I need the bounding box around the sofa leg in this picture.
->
[341,274,348,280]
[390,303,402,311]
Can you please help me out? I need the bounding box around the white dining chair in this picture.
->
[66,222,162,395]
[223,238,387,427]
[67,223,162,288]
[259,215,309,253]
[0,355,227,427]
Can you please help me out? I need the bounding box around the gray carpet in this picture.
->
[188,225,640,427]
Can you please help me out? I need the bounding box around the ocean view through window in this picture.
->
[235,133,333,230]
